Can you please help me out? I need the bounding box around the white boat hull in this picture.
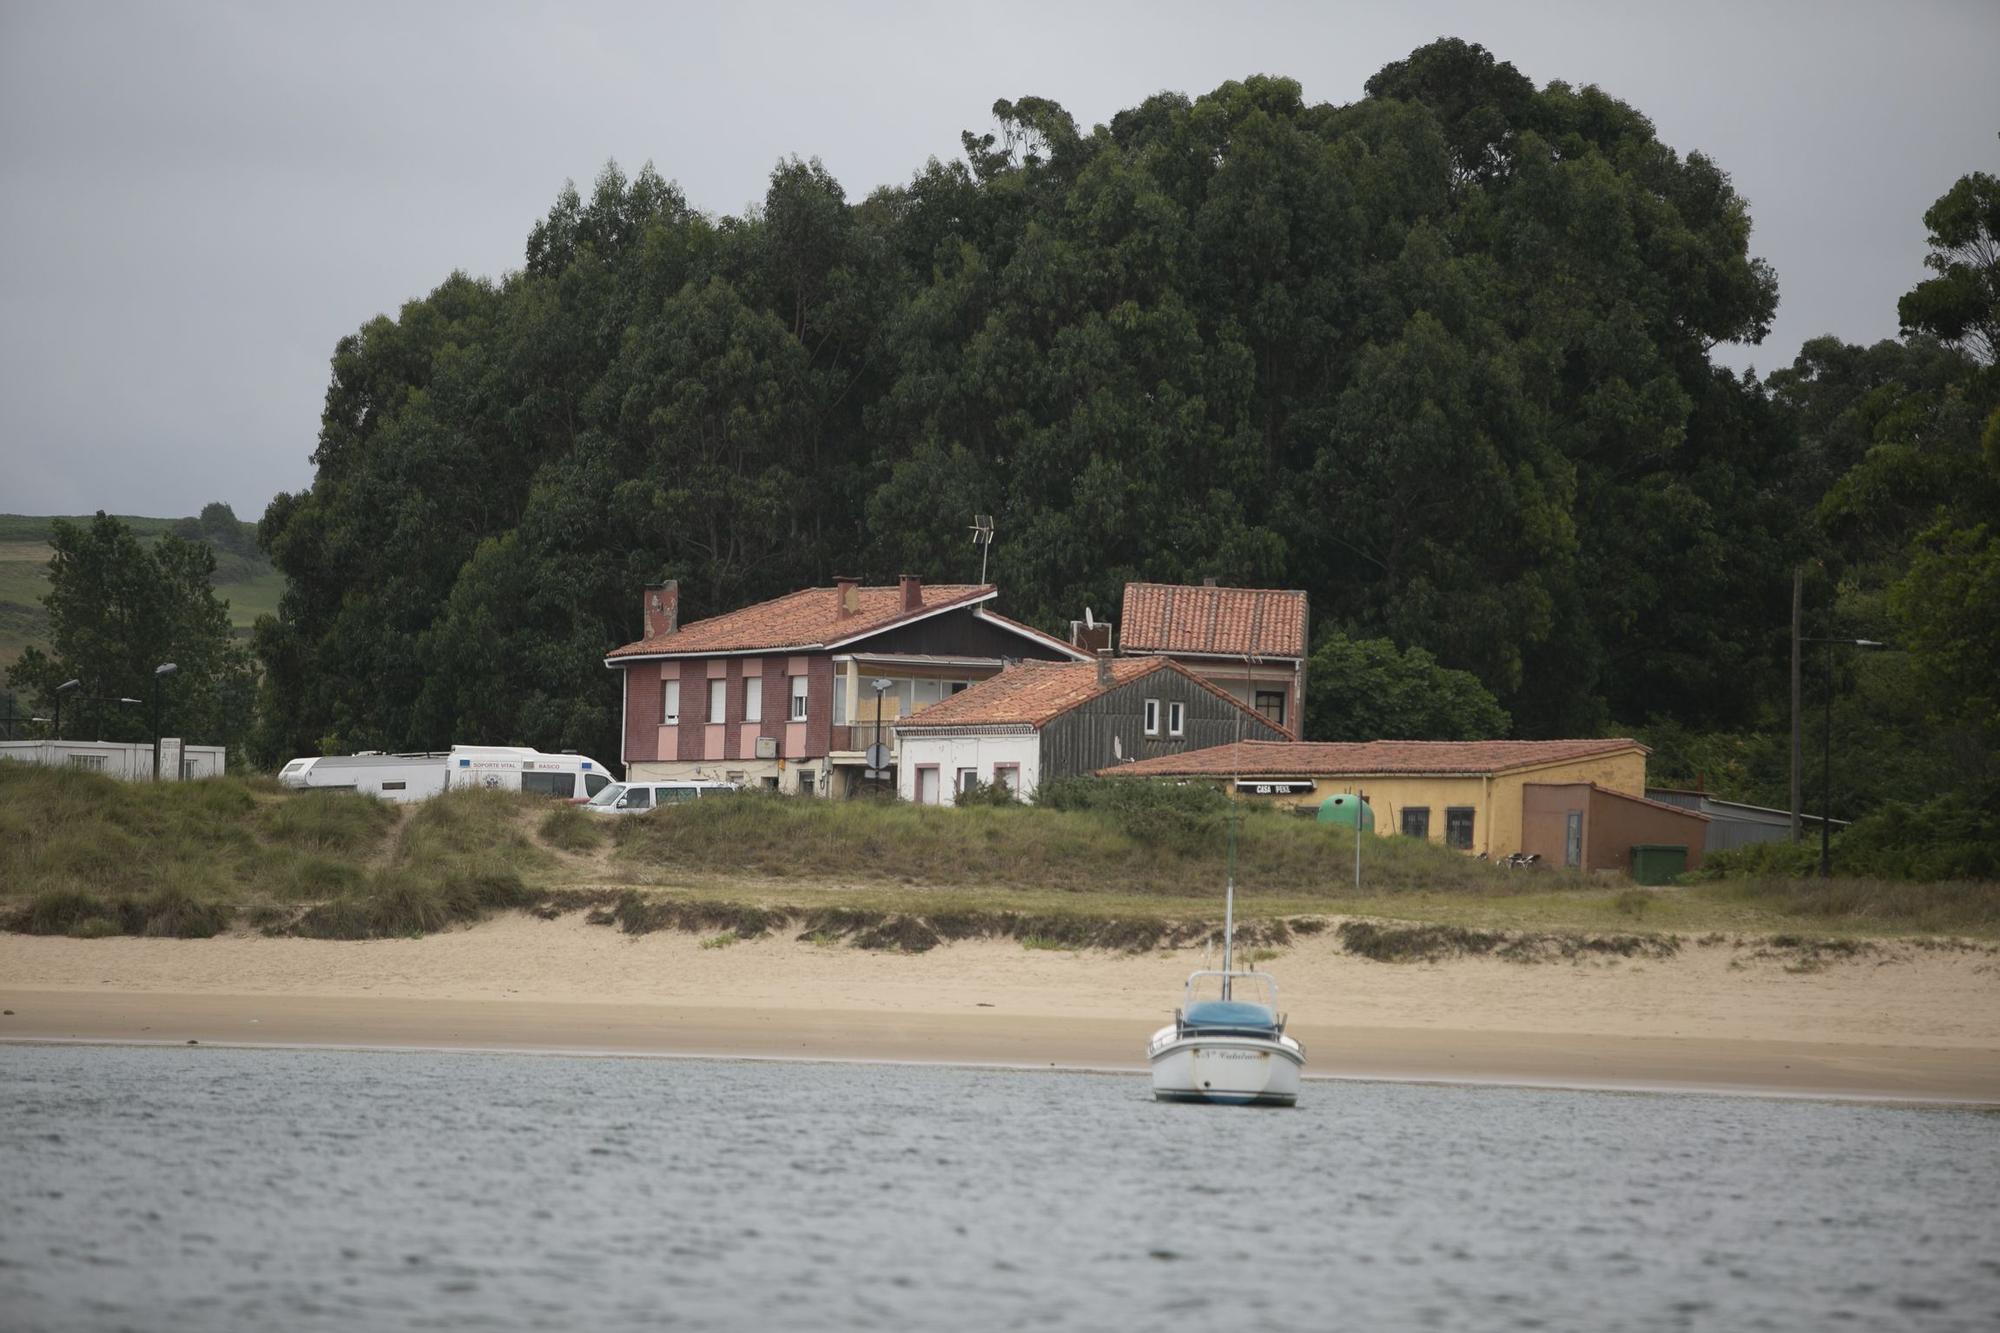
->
[1147,1027,1304,1107]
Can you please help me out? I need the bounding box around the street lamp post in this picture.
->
[1800,638,1885,878]
[54,679,80,740]
[870,677,893,791]
[152,663,178,782]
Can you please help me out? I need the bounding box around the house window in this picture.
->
[382,780,406,792]
[725,771,745,786]
[948,681,969,695]
[1143,699,1160,736]
[993,763,1020,796]
[957,767,977,795]
[1255,690,1286,727]
[662,679,680,725]
[708,678,727,724]
[67,754,105,771]
[1401,807,1430,839]
[797,769,816,795]
[790,675,809,721]
[743,677,762,723]
[912,679,942,711]
[1167,701,1185,737]
[1445,807,1475,851]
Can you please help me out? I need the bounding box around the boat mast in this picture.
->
[1223,792,1236,995]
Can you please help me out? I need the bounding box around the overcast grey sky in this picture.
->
[2,0,1995,519]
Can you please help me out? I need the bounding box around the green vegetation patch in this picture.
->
[537,804,606,853]
[577,888,1299,954]
[1696,876,2000,937]
[1335,919,1679,965]
[612,787,1506,901]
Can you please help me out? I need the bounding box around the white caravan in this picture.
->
[279,746,615,803]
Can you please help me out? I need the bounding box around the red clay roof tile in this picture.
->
[607,584,994,658]
[1098,737,1645,778]
[895,656,1287,734]
[1120,583,1309,660]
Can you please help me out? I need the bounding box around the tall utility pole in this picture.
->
[1789,567,1803,842]
[1801,637,1888,877]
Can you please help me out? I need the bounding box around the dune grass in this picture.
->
[610,792,1505,902]
[0,765,554,939]
[3,765,1996,943]
[537,804,606,853]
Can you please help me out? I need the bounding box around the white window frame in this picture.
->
[1143,698,1160,736]
[1167,700,1185,737]
[662,679,680,726]
[956,766,977,794]
[743,676,762,723]
[790,675,809,721]
[707,678,727,725]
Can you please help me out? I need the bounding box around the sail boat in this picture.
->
[1146,757,1304,1106]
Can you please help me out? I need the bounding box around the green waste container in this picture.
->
[1629,843,1688,885]
[1316,793,1374,832]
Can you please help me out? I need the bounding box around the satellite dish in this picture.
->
[1084,607,1095,629]
[1114,734,1123,760]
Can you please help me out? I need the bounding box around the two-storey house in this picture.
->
[604,575,1087,796]
[1118,581,1310,735]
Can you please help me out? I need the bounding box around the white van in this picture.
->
[445,746,615,802]
[279,746,615,803]
[583,779,741,815]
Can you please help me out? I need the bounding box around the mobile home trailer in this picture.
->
[279,746,615,803]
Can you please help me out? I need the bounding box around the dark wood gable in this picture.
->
[1040,670,1287,780]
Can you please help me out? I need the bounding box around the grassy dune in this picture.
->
[2,765,1995,948]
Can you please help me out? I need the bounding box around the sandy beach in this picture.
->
[3,915,1997,1102]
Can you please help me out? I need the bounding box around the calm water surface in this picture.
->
[2,1045,1996,1331]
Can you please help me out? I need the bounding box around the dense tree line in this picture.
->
[251,41,1794,759]
[99,39,1984,867]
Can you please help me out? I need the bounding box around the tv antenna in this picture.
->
[969,513,994,583]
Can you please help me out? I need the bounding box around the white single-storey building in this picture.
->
[893,653,1289,804]
[0,739,226,781]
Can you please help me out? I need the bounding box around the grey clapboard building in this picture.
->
[893,653,1290,804]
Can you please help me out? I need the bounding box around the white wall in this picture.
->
[0,740,226,781]
[897,733,1040,804]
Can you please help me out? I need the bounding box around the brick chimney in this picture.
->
[643,580,679,639]
[1071,620,1113,654]
[898,574,923,612]
[1096,649,1115,685]
[834,575,860,618]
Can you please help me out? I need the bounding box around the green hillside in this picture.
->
[0,511,283,671]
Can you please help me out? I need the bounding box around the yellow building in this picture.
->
[1099,738,1650,859]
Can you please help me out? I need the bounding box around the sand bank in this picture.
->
[2,916,1996,1102]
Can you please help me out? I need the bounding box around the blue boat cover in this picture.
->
[1183,1000,1278,1031]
